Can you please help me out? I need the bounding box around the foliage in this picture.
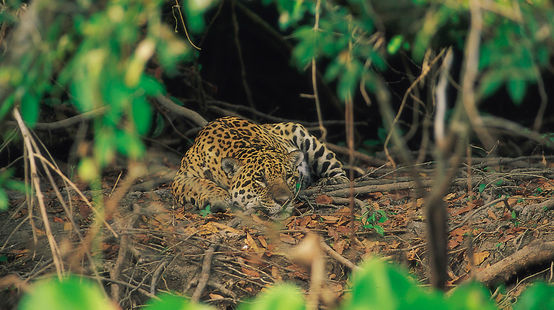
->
[360,208,387,236]
[269,0,554,105]
[0,167,25,210]
[0,0,189,183]
[17,257,553,309]
[19,276,113,310]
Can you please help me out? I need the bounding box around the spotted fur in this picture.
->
[171,116,347,214]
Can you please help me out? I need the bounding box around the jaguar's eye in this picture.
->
[255,175,267,187]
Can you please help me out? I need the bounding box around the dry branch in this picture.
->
[475,240,554,284]
[13,108,64,279]
[192,243,218,302]
[155,95,208,127]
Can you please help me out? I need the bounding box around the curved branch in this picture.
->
[155,95,208,127]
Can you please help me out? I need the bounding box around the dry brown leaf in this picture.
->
[487,209,498,220]
[279,233,297,245]
[448,238,461,249]
[450,227,469,237]
[368,192,384,199]
[443,192,457,201]
[174,212,186,220]
[63,222,72,231]
[320,215,339,224]
[507,195,524,206]
[257,235,268,248]
[315,194,333,204]
[209,293,224,300]
[212,222,241,235]
[241,267,260,278]
[407,247,422,261]
[499,234,516,243]
[332,239,347,255]
[327,227,339,241]
[333,207,351,217]
[361,240,381,253]
[246,232,261,253]
[473,251,490,265]
[271,266,282,281]
[416,198,424,208]
[197,222,219,236]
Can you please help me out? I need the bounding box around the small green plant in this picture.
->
[360,209,387,236]
[199,205,212,217]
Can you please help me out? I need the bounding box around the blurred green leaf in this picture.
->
[140,75,165,96]
[21,92,39,128]
[447,282,496,310]
[0,189,8,210]
[132,98,152,135]
[478,183,486,193]
[145,293,214,310]
[342,257,445,309]
[78,157,99,182]
[238,284,305,310]
[507,79,526,105]
[514,282,554,310]
[19,276,114,310]
[387,35,404,55]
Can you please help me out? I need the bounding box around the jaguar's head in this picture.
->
[222,149,304,214]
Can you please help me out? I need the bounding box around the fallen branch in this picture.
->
[320,239,359,271]
[518,198,554,221]
[156,95,208,127]
[475,240,554,284]
[302,179,435,197]
[191,243,218,302]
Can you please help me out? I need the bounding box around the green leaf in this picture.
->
[507,78,526,105]
[140,75,165,96]
[514,282,554,310]
[447,281,496,310]
[21,92,40,128]
[337,59,362,100]
[0,189,7,210]
[479,71,505,98]
[145,293,214,310]
[238,284,305,310]
[131,98,152,135]
[19,276,114,310]
[200,205,211,217]
[387,35,404,55]
[342,257,444,309]
[478,183,486,193]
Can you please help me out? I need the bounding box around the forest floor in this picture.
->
[1,148,553,309]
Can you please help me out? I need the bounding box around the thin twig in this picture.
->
[13,108,64,279]
[191,243,218,302]
[462,0,495,150]
[311,0,326,142]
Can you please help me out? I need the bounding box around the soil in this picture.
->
[1,149,553,309]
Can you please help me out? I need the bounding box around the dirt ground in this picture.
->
[1,149,553,309]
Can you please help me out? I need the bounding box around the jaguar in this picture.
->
[171,116,348,214]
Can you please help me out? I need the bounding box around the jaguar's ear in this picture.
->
[221,157,241,177]
[288,150,304,168]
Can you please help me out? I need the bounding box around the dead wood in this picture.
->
[155,95,208,127]
[475,240,554,284]
[517,199,554,221]
[191,243,218,302]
